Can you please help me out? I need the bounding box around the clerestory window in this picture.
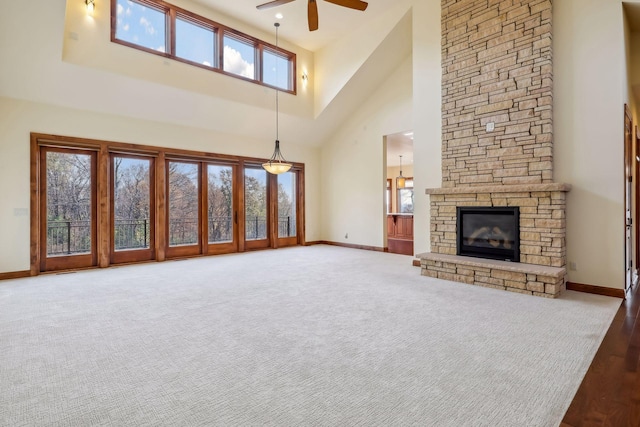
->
[112,0,296,93]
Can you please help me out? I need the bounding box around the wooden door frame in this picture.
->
[243,164,272,251]
[624,104,633,292]
[37,146,99,272]
[110,153,156,264]
[204,162,239,256]
[636,126,640,274]
[164,159,203,258]
[273,169,302,248]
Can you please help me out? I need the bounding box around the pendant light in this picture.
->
[397,155,406,189]
[262,22,292,175]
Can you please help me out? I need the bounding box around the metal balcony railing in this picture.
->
[46,220,91,256]
[46,215,297,255]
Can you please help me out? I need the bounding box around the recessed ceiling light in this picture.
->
[275,13,283,19]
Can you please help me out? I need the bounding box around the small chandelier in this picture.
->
[397,155,406,189]
[263,23,292,175]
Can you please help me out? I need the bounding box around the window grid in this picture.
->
[111,0,296,94]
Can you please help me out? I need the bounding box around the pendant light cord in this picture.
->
[275,22,280,142]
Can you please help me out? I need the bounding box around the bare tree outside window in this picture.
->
[46,151,92,256]
[168,161,199,246]
[277,172,296,238]
[245,168,267,240]
[208,165,233,243]
[113,157,151,251]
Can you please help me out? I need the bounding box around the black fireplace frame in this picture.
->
[456,206,520,262]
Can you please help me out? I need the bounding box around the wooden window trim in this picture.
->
[110,0,297,94]
[110,0,171,58]
[222,30,259,81]
[174,11,217,70]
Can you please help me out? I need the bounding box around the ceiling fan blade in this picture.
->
[256,0,296,11]
[308,0,319,31]
[323,0,368,11]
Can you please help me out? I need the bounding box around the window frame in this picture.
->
[110,0,297,94]
[111,0,171,56]
[222,30,259,81]
[397,177,414,214]
[174,11,218,69]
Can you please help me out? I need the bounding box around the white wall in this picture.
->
[313,1,413,117]
[554,0,637,289]
[0,96,321,273]
[320,57,413,248]
[317,0,442,255]
[0,0,322,274]
[61,0,315,120]
[412,1,443,256]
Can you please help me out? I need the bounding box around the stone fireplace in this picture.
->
[419,0,570,298]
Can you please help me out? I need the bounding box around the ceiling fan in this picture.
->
[256,0,368,32]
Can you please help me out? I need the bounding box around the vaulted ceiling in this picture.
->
[192,0,404,52]
[168,0,415,147]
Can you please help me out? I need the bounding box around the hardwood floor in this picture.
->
[561,283,640,426]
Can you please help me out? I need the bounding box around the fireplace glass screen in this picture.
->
[457,207,520,262]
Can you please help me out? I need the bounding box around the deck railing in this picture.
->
[46,216,296,255]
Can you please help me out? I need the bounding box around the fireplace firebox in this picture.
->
[457,207,520,262]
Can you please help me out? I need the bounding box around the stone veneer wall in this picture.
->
[441,0,553,187]
[420,0,567,298]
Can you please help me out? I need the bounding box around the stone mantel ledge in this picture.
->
[417,253,566,278]
[425,183,572,195]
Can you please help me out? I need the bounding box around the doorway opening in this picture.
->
[385,130,414,255]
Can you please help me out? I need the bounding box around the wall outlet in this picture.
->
[344,233,348,239]
[486,122,495,132]
[569,261,577,271]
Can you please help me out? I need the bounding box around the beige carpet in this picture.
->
[0,245,620,426]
